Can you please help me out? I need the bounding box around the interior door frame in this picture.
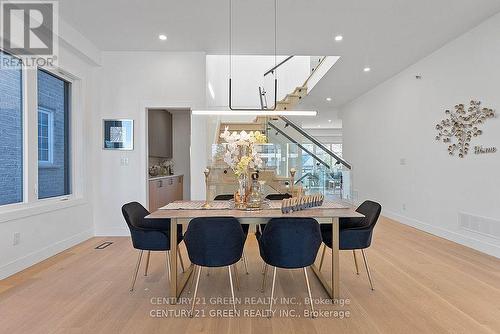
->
[143,104,192,211]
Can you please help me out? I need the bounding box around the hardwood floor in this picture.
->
[1,217,500,334]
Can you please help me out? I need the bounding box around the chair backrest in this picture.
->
[356,200,382,229]
[183,217,245,267]
[265,193,292,200]
[259,218,321,269]
[122,201,173,251]
[122,202,149,231]
[214,194,234,200]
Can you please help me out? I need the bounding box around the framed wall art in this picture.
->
[103,119,134,150]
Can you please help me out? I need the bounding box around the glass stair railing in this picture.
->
[209,115,353,201]
[265,115,353,201]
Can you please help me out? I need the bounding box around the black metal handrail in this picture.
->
[263,55,294,77]
[278,116,352,169]
[268,122,331,169]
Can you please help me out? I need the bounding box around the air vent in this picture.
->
[459,212,500,239]
[95,241,114,249]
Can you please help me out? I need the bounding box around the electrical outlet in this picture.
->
[400,158,407,166]
[120,157,129,166]
[13,232,20,246]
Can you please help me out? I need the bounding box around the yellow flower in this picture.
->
[235,155,252,176]
[253,131,267,144]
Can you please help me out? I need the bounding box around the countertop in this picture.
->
[149,174,183,181]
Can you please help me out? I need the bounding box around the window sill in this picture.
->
[0,196,88,224]
[38,163,60,170]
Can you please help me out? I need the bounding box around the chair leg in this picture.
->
[361,249,374,291]
[318,244,326,271]
[303,267,315,318]
[177,248,185,273]
[261,263,269,293]
[261,262,266,275]
[190,265,202,317]
[233,264,240,291]
[268,267,277,317]
[165,251,171,282]
[353,250,360,275]
[228,266,237,313]
[242,251,249,274]
[144,251,151,276]
[130,250,143,291]
[188,265,197,293]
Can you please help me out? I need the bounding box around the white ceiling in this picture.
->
[60,0,500,108]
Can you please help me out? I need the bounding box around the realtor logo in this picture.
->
[1,0,58,67]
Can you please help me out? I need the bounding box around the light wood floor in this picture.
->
[1,217,500,334]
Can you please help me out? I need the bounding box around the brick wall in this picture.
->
[37,70,68,199]
[0,62,23,205]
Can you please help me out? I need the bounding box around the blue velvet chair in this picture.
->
[183,217,245,316]
[121,202,185,291]
[214,194,249,274]
[257,218,321,317]
[319,200,381,290]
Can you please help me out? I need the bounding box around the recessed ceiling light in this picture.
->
[326,97,332,102]
[317,125,321,128]
[334,35,343,41]
[158,34,167,41]
[328,119,332,123]
[363,67,371,72]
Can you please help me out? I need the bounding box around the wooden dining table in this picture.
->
[147,200,364,303]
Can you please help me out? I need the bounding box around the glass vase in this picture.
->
[235,173,248,209]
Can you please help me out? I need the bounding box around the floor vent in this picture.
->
[459,212,500,240]
[95,241,114,249]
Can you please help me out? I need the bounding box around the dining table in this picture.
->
[146,200,364,303]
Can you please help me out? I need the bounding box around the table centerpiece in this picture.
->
[219,127,267,209]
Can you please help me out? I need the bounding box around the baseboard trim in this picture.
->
[0,228,94,280]
[94,228,130,237]
[383,209,500,259]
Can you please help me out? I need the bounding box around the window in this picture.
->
[0,51,23,206]
[38,108,53,164]
[37,69,71,199]
[331,144,342,158]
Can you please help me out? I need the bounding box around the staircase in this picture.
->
[217,55,338,142]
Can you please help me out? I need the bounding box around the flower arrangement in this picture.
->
[219,127,267,176]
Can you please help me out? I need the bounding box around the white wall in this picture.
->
[0,41,99,279]
[93,52,206,236]
[341,13,500,257]
[172,111,191,199]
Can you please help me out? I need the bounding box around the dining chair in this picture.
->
[214,194,249,274]
[121,202,185,291]
[183,217,246,316]
[318,200,381,290]
[257,218,321,317]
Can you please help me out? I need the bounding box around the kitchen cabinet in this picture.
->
[148,175,183,212]
[148,110,172,158]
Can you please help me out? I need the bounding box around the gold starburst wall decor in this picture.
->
[435,100,495,158]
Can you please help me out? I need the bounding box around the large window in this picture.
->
[37,69,71,199]
[0,51,23,206]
